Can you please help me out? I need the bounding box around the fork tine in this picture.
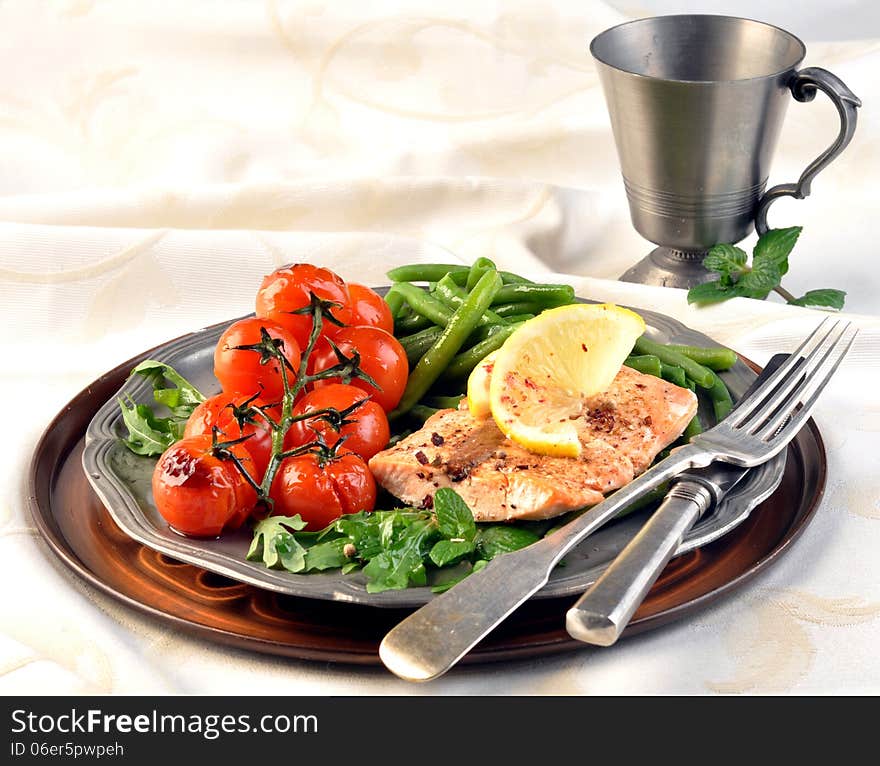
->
[728,317,834,428]
[766,326,857,448]
[751,322,852,440]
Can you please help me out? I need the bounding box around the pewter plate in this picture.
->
[82,301,785,608]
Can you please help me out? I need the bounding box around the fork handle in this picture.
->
[565,479,712,646]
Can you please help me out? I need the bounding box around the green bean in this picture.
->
[410,404,441,423]
[708,372,734,421]
[490,283,575,306]
[449,270,535,286]
[683,414,703,440]
[391,268,502,418]
[466,257,496,291]
[388,282,454,327]
[384,286,405,318]
[632,336,716,389]
[497,272,535,285]
[433,275,506,326]
[663,343,738,371]
[499,313,535,324]
[426,394,465,409]
[493,301,544,318]
[386,264,469,283]
[624,354,662,377]
[442,322,523,379]
[394,307,433,334]
[470,322,508,343]
[386,262,536,287]
[660,362,687,388]
[398,326,443,365]
[387,429,414,447]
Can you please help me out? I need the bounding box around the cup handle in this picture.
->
[754,67,861,236]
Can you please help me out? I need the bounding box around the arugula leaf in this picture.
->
[303,538,351,571]
[362,518,438,593]
[247,515,308,570]
[118,360,207,456]
[117,396,181,455]
[245,491,545,593]
[789,288,846,310]
[274,531,308,572]
[434,487,477,541]
[477,526,541,559]
[130,360,206,418]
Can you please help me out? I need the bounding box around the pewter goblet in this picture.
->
[590,15,861,288]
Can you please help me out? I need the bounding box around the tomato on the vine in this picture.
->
[255,264,352,349]
[347,283,394,333]
[184,393,278,481]
[269,449,376,530]
[152,434,257,538]
[309,326,408,412]
[284,383,389,461]
[213,316,301,401]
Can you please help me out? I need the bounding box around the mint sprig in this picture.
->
[687,226,845,310]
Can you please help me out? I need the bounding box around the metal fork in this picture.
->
[379,319,857,682]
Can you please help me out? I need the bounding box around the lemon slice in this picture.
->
[488,303,646,457]
[466,350,497,419]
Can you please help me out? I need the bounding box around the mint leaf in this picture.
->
[429,539,475,567]
[752,226,802,277]
[703,243,748,282]
[477,526,541,559]
[434,487,476,541]
[431,559,488,594]
[737,258,782,299]
[687,280,741,305]
[789,288,846,310]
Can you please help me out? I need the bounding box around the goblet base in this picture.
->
[619,247,716,289]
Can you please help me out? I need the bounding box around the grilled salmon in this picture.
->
[369,366,698,521]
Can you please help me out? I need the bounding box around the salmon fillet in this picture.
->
[369,366,698,521]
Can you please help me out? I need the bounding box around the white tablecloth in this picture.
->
[1,1,878,695]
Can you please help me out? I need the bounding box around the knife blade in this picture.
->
[565,353,791,646]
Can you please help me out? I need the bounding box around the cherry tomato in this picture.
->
[151,434,257,538]
[255,264,352,349]
[184,393,278,481]
[213,317,301,401]
[347,283,394,333]
[284,384,390,461]
[269,450,376,530]
[309,326,408,412]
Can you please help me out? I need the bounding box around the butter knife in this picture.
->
[565,353,790,646]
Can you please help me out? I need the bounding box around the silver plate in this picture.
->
[82,302,785,608]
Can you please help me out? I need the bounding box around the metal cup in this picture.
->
[590,15,861,287]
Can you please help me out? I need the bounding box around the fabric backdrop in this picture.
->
[1,0,878,695]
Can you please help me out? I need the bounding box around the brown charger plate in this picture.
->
[28,352,826,667]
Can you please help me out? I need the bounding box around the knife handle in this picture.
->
[565,479,713,646]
